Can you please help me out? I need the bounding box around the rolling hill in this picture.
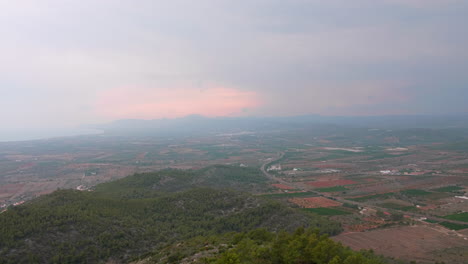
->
[0,167,342,263]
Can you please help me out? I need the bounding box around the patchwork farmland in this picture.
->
[1,123,468,263]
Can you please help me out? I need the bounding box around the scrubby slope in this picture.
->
[137,228,389,264]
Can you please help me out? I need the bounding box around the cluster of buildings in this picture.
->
[267,164,282,172]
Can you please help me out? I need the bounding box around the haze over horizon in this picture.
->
[1,0,468,140]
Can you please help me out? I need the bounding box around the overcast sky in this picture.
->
[1,0,468,137]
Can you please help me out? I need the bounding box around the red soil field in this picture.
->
[306,180,357,188]
[289,197,342,208]
[136,152,148,160]
[18,162,36,170]
[271,184,295,190]
[344,224,380,232]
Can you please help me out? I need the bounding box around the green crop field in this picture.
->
[400,189,432,196]
[303,207,351,216]
[432,186,464,192]
[443,212,468,223]
[315,186,347,192]
[349,192,395,202]
[439,222,468,230]
[380,203,416,211]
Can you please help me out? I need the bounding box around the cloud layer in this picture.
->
[95,85,260,119]
[0,0,467,131]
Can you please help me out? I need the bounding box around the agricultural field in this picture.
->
[315,186,347,192]
[349,193,396,202]
[261,191,318,198]
[379,202,416,212]
[443,212,468,223]
[271,183,295,190]
[305,180,357,188]
[333,225,468,264]
[432,185,464,192]
[2,122,468,263]
[303,207,352,216]
[0,134,273,205]
[400,189,432,196]
[289,197,342,208]
[439,222,468,230]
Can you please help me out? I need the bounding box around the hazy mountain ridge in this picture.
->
[96,114,468,136]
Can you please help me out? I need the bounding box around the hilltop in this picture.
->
[0,167,341,263]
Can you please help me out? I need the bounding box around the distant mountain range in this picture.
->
[93,114,468,137]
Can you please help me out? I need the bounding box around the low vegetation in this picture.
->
[443,212,468,223]
[379,203,416,212]
[432,186,464,193]
[261,191,318,198]
[349,193,396,202]
[400,189,432,196]
[140,228,389,264]
[316,186,348,192]
[439,222,468,231]
[303,207,352,216]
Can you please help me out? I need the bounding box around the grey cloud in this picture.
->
[0,0,467,136]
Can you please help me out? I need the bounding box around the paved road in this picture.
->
[261,152,468,226]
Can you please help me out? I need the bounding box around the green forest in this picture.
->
[143,228,390,264]
[0,167,345,263]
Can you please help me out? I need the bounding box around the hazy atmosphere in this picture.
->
[1,0,468,139]
[3,2,468,262]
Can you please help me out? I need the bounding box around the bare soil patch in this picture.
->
[333,225,468,263]
[271,184,295,190]
[289,197,342,208]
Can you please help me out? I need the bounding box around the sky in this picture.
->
[1,0,468,138]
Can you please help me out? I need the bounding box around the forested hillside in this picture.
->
[94,165,270,197]
[0,167,341,263]
[139,228,389,264]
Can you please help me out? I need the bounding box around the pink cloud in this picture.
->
[94,84,261,120]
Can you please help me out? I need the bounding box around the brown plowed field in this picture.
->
[333,225,468,263]
[344,224,380,232]
[306,180,357,188]
[0,183,25,199]
[289,197,342,208]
